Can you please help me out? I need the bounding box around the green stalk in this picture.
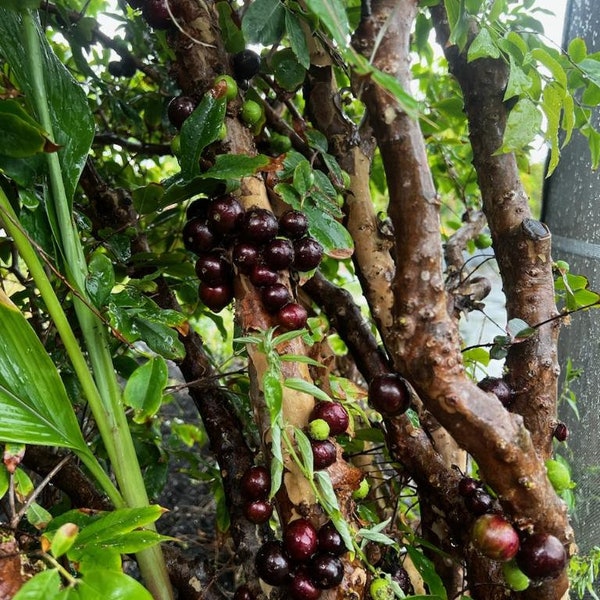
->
[22,11,173,599]
[0,191,123,508]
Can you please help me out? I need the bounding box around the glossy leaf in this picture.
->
[0,9,94,204]
[467,27,500,62]
[568,37,587,63]
[304,0,349,48]
[496,98,541,153]
[0,463,9,499]
[294,426,314,477]
[216,1,245,53]
[200,154,270,180]
[272,48,306,91]
[406,545,448,599]
[123,356,168,423]
[26,502,53,530]
[0,102,58,158]
[284,378,332,403]
[242,0,285,45]
[12,569,61,600]
[65,570,153,600]
[504,57,532,100]
[86,252,115,308]
[285,11,310,69]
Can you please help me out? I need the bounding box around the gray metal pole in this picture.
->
[542,0,600,583]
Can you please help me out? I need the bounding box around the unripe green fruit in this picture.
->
[545,459,571,492]
[352,478,370,500]
[554,260,569,273]
[474,233,492,249]
[217,122,227,141]
[341,170,351,189]
[308,418,330,441]
[270,132,292,154]
[214,74,238,101]
[502,560,530,591]
[240,99,263,126]
[170,134,181,156]
[369,577,394,600]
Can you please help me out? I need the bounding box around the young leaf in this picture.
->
[123,356,169,423]
[467,27,500,62]
[568,37,587,64]
[264,370,284,421]
[70,570,153,600]
[496,98,541,153]
[12,569,61,600]
[294,426,314,477]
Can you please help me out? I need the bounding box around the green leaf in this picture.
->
[131,318,185,360]
[82,530,175,555]
[13,569,61,600]
[50,523,79,558]
[304,0,350,48]
[69,570,153,600]
[180,94,227,181]
[269,424,284,498]
[285,11,310,69]
[272,47,307,91]
[314,470,340,513]
[86,252,115,308]
[123,356,168,423]
[26,502,53,529]
[0,290,89,451]
[264,370,284,422]
[406,546,447,599]
[0,10,94,204]
[496,98,541,153]
[568,37,587,64]
[0,463,9,499]
[462,347,490,367]
[303,197,354,259]
[543,82,564,176]
[467,27,500,62]
[0,0,41,10]
[200,153,270,180]
[504,57,532,100]
[284,378,332,402]
[294,426,314,476]
[132,183,165,216]
[0,101,58,158]
[445,0,469,50]
[293,160,314,197]
[242,0,286,45]
[578,57,600,88]
[216,1,245,53]
[531,48,567,90]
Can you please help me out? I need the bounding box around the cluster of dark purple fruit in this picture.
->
[183,195,323,323]
[368,372,411,417]
[458,476,495,515]
[253,518,347,599]
[240,465,273,524]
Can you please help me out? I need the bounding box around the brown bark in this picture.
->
[353,1,571,598]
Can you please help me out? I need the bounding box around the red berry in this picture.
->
[279,210,308,239]
[284,518,319,563]
[290,568,322,600]
[198,282,233,312]
[142,0,173,29]
[183,218,217,254]
[244,499,273,524]
[168,95,196,129]
[311,439,337,470]
[310,553,344,589]
[240,465,271,499]
[263,238,294,270]
[471,514,520,562]
[255,540,291,586]
[261,283,292,313]
[293,237,324,271]
[368,373,411,416]
[317,521,346,556]
[206,195,244,235]
[195,252,232,286]
[232,242,260,274]
[478,376,514,407]
[241,208,279,243]
[277,302,308,331]
[309,401,349,436]
[516,533,566,580]
[553,422,568,442]
[249,264,279,287]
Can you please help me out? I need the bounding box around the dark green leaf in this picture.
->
[242,0,285,45]
[0,101,57,158]
[304,0,349,48]
[272,47,307,91]
[131,318,185,360]
[200,154,270,180]
[0,0,41,10]
[180,94,227,181]
[303,198,353,259]
[216,1,245,53]
[293,160,314,197]
[82,530,174,554]
[68,570,153,600]
[285,11,310,69]
[123,357,168,423]
[406,546,447,599]
[132,184,165,215]
[86,252,115,307]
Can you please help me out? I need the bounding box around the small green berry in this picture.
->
[170,134,181,156]
[240,99,263,126]
[545,459,571,492]
[369,577,394,600]
[308,418,330,441]
[214,74,238,101]
[270,132,292,154]
[502,560,530,591]
[554,260,569,273]
[474,233,493,249]
[217,122,227,141]
[352,478,370,500]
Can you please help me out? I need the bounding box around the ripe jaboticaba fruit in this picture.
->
[368,373,410,417]
[183,218,216,254]
[311,439,337,470]
[263,238,294,271]
[310,554,344,589]
[195,252,232,286]
[279,209,309,239]
[198,282,233,313]
[515,533,567,581]
[477,376,514,407]
[233,49,261,81]
[240,465,271,499]
[289,568,322,600]
[309,401,349,436]
[244,499,273,524]
[471,514,520,562]
[206,194,244,235]
[464,488,494,515]
[317,521,347,556]
[293,237,324,272]
[277,302,308,331]
[232,242,260,274]
[233,585,256,600]
[283,518,318,562]
[241,208,279,244]
[261,283,291,313]
[142,0,173,29]
[255,540,291,586]
[553,422,568,442]
[168,95,196,129]
[458,477,480,497]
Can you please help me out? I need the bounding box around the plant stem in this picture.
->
[21,11,173,599]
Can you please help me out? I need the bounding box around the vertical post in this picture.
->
[543,0,600,563]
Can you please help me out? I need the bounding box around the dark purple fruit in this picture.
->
[390,565,413,594]
[458,477,480,497]
[279,209,309,239]
[168,95,196,129]
[261,283,292,313]
[310,553,344,589]
[232,242,260,274]
[311,439,337,470]
[284,518,318,562]
[255,540,291,586]
[241,465,271,499]
[183,218,217,254]
[249,264,279,287]
[233,49,261,81]
[233,585,256,600]
[244,499,273,524]
[516,533,566,580]
[290,568,322,600]
[263,238,294,270]
[478,376,514,407]
[293,237,324,271]
[464,488,494,516]
[241,208,279,244]
[277,302,308,331]
[471,514,520,562]
[206,195,244,235]
[553,422,568,442]
[309,401,349,437]
[368,373,411,417]
[142,0,173,29]
[198,282,233,312]
[119,56,137,77]
[317,521,346,556]
[195,252,231,286]
[108,61,124,77]
[186,199,209,221]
